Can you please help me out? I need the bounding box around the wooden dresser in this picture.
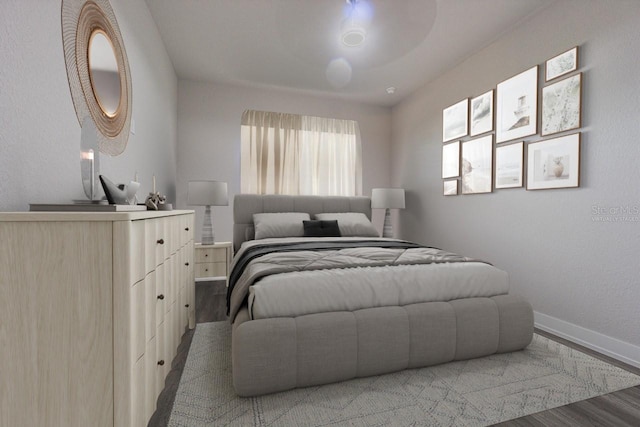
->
[0,210,195,427]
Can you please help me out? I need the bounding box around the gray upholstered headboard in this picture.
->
[233,194,372,252]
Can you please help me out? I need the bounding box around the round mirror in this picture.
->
[88,30,121,117]
[62,0,132,156]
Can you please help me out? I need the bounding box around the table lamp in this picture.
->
[188,181,228,245]
[371,188,405,238]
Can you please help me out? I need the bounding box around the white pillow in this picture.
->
[314,212,379,237]
[253,212,310,240]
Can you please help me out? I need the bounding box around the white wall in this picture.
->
[177,81,392,243]
[392,0,640,364]
[0,0,177,210]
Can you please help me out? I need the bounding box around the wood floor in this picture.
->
[148,281,640,426]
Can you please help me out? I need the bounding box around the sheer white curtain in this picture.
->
[241,110,362,196]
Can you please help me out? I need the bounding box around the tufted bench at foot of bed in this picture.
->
[231,294,533,397]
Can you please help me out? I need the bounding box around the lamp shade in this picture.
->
[187,181,228,206]
[371,188,405,209]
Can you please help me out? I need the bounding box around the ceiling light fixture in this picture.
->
[341,0,367,47]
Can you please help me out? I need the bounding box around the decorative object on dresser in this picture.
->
[194,241,233,284]
[80,116,101,201]
[371,188,405,238]
[0,210,195,427]
[145,192,167,210]
[187,180,229,244]
[99,174,140,205]
[29,203,146,212]
[146,174,170,210]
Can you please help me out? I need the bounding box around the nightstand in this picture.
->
[194,242,232,284]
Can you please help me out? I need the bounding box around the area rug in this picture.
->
[168,322,640,426]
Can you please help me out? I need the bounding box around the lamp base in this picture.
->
[202,205,215,245]
[382,208,394,238]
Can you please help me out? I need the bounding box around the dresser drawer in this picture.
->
[179,215,193,247]
[195,262,226,278]
[195,247,226,263]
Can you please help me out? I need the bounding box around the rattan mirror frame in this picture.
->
[62,0,132,156]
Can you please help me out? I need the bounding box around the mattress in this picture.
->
[228,237,510,321]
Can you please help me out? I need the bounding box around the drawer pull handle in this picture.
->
[185,227,189,231]
[185,304,189,308]
[157,294,165,300]
[204,253,208,257]
[157,238,165,245]
[157,360,165,366]
[185,262,189,266]
[205,269,208,272]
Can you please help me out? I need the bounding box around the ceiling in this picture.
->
[145,0,554,107]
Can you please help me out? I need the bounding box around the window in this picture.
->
[241,110,362,196]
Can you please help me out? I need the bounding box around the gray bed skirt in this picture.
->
[232,294,533,396]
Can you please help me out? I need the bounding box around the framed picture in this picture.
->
[462,134,493,194]
[442,98,468,142]
[495,142,524,189]
[541,73,581,136]
[442,141,460,178]
[527,133,580,190]
[546,46,578,81]
[470,90,494,136]
[496,66,538,143]
[443,180,458,196]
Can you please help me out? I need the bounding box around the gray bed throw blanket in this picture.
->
[227,239,481,322]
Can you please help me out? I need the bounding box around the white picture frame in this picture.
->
[546,46,578,82]
[462,134,493,194]
[470,90,494,136]
[541,73,582,136]
[495,142,524,189]
[442,98,469,142]
[442,141,460,178]
[527,133,580,190]
[496,66,538,144]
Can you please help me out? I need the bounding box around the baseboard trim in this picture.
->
[534,311,640,369]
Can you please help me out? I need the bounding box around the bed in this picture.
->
[229,194,533,396]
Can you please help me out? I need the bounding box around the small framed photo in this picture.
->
[496,66,538,144]
[527,133,580,190]
[470,90,494,136]
[546,46,578,82]
[442,141,460,178]
[462,134,493,194]
[443,98,469,142]
[495,142,524,189]
[444,180,458,196]
[541,73,581,136]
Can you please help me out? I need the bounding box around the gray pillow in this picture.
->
[253,212,311,240]
[314,212,379,237]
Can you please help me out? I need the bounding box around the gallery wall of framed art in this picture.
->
[440,46,583,195]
